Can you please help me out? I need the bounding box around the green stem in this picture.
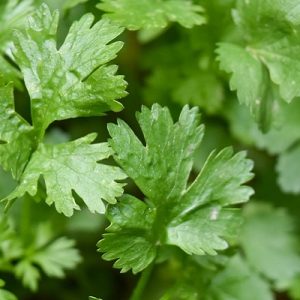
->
[129,263,154,300]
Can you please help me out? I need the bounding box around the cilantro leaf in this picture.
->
[0,83,34,179]
[0,212,14,244]
[241,205,300,289]
[216,44,275,131]
[0,0,33,88]
[225,98,300,155]
[15,260,40,291]
[13,3,127,137]
[0,279,17,300]
[98,195,156,273]
[0,57,22,90]
[217,0,300,130]
[0,0,33,48]
[0,290,17,300]
[32,237,81,278]
[160,254,272,300]
[207,255,273,300]
[167,207,242,256]
[97,0,205,31]
[98,104,254,273]
[6,134,126,217]
[15,223,81,291]
[0,4,128,216]
[277,144,300,193]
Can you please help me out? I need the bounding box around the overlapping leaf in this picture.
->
[6,134,126,217]
[0,84,34,179]
[0,4,128,215]
[97,0,205,31]
[217,0,300,131]
[0,0,33,88]
[98,104,254,273]
[13,3,127,137]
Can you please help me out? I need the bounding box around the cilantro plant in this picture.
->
[0,1,300,300]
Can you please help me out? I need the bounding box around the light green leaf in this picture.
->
[234,0,300,102]
[0,0,33,87]
[99,104,254,272]
[32,237,81,278]
[217,0,300,130]
[15,224,81,291]
[0,279,17,300]
[216,43,276,131]
[233,0,300,42]
[0,289,17,300]
[207,255,273,300]
[0,0,33,48]
[277,144,300,193]
[15,260,40,291]
[6,134,126,216]
[167,207,242,255]
[97,0,205,31]
[0,83,34,179]
[13,3,127,136]
[172,70,224,114]
[0,57,22,90]
[241,205,300,289]
[225,98,300,155]
[0,212,14,245]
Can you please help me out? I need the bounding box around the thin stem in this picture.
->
[129,263,154,300]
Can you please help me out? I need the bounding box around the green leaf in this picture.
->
[13,3,127,136]
[167,207,242,255]
[15,260,40,291]
[0,212,14,244]
[0,83,34,179]
[98,195,156,273]
[207,255,273,300]
[0,279,17,300]
[0,289,17,300]
[241,205,300,289]
[225,98,300,155]
[217,0,300,130]
[0,0,33,49]
[233,0,300,43]
[99,104,254,272]
[32,237,81,278]
[15,224,81,291]
[0,0,33,88]
[97,0,205,31]
[172,70,224,114]
[277,144,300,193]
[235,0,300,99]
[6,134,126,217]
[0,57,22,90]
[289,276,300,300]
[216,44,274,130]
